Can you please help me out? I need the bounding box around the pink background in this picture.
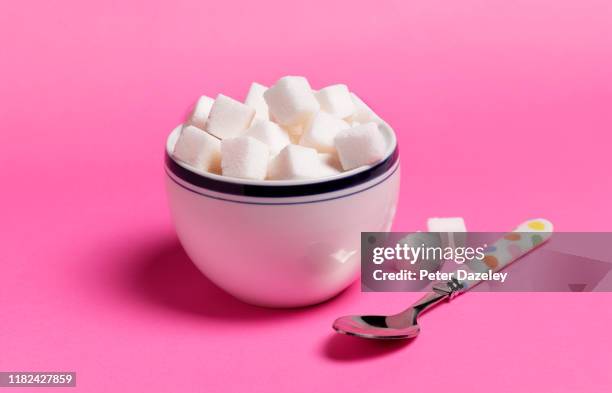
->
[1,0,611,391]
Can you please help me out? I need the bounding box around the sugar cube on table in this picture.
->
[264,76,320,126]
[205,94,255,139]
[315,84,355,119]
[268,144,320,180]
[221,136,269,180]
[244,119,290,156]
[244,82,269,120]
[186,95,215,129]
[427,217,467,232]
[350,92,380,124]
[172,125,221,173]
[334,122,387,170]
[427,217,467,249]
[299,112,350,154]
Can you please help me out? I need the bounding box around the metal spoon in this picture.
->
[333,219,553,339]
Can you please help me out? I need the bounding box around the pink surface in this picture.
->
[1,0,612,391]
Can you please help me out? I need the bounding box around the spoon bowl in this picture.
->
[333,315,421,339]
[333,288,450,339]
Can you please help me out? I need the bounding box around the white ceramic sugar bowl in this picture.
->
[164,121,400,307]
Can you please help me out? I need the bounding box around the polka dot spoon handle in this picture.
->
[441,218,554,294]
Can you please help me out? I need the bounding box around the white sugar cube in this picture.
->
[334,122,387,170]
[287,131,302,145]
[282,123,304,136]
[205,94,255,140]
[427,217,467,250]
[186,95,215,129]
[272,113,305,138]
[350,92,380,124]
[269,112,302,135]
[172,125,221,173]
[268,144,320,180]
[244,119,290,156]
[315,84,355,119]
[244,82,269,120]
[264,76,320,126]
[316,153,342,177]
[299,112,350,154]
[221,136,269,180]
[427,217,467,232]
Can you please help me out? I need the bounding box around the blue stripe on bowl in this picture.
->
[165,146,400,198]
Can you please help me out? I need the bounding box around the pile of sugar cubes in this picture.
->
[171,76,389,181]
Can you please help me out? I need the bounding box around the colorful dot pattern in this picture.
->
[459,219,553,289]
